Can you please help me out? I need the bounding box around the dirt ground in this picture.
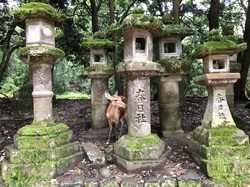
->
[1,96,250,183]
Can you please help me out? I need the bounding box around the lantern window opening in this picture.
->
[94,54,105,62]
[163,42,177,53]
[135,37,146,53]
[212,59,225,70]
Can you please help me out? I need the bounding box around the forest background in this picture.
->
[0,0,249,101]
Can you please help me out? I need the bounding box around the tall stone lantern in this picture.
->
[187,30,250,185]
[155,24,194,146]
[1,2,83,185]
[82,33,114,140]
[110,9,167,173]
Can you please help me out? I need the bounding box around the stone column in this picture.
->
[32,63,54,121]
[83,70,113,140]
[158,76,183,140]
[127,77,151,137]
[114,62,166,173]
[91,78,109,128]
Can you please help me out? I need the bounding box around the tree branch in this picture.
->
[119,0,138,24]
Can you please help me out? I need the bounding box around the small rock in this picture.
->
[83,142,107,168]
[98,167,111,178]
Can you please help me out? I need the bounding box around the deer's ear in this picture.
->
[114,90,118,95]
[104,91,111,100]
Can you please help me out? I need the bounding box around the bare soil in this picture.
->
[1,96,250,183]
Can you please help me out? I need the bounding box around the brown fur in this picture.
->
[105,91,127,143]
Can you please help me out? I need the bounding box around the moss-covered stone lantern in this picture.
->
[1,2,83,186]
[13,2,63,47]
[155,24,194,145]
[110,9,166,173]
[82,33,115,140]
[187,29,250,185]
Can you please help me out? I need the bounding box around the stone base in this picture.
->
[113,134,167,173]
[113,150,168,174]
[114,134,165,160]
[161,130,187,147]
[186,125,250,182]
[1,122,84,184]
[2,152,83,180]
[84,127,114,141]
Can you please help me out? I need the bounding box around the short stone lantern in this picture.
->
[110,9,167,173]
[155,24,194,146]
[187,30,250,185]
[82,33,114,140]
[1,2,83,185]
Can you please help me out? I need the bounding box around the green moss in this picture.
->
[163,24,194,38]
[19,46,65,58]
[4,177,51,187]
[178,180,201,187]
[17,123,69,136]
[157,57,191,74]
[81,39,115,51]
[84,66,113,75]
[193,29,247,58]
[14,130,73,149]
[12,2,65,25]
[116,134,164,160]
[110,13,164,35]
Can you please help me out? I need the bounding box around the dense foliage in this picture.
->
[0,0,248,99]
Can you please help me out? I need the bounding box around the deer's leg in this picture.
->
[107,120,112,144]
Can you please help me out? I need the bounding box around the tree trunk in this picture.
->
[173,0,179,24]
[207,0,220,30]
[109,0,122,93]
[90,0,99,33]
[234,0,250,101]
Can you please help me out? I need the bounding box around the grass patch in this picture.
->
[55,92,90,99]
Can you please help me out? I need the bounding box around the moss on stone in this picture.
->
[157,57,191,74]
[110,13,164,35]
[17,123,69,136]
[115,134,164,160]
[193,30,247,58]
[81,39,115,51]
[84,66,113,75]
[14,130,73,149]
[162,24,194,38]
[12,2,65,26]
[19,46,65,58]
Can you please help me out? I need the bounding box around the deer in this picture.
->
[104,91,127,144]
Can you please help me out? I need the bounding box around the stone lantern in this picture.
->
[187,30,250,185]
[82,33,114,140]
[25,18,55,46]
[155,24,194,146]
[110,9,167,173]
[1,2,83,185]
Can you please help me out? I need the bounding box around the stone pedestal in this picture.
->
[83,67,113,140]
[187,73,250,185]
[114,62,167,173]
[157,75,184,145]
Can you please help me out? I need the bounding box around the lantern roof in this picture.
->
[193,29,247,58]
[162,24,194,39]
[110,9,164,36]
[12,2,65,27]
